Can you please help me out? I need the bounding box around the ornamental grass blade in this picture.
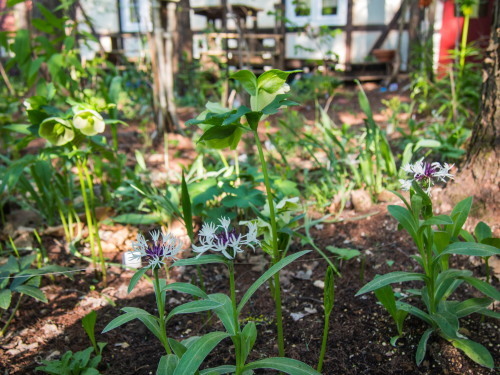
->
[451,339,494,368]
[173,332,230,375]
[243,357,321,375]
[356,272,425,296]
[237,250,310,313]
[166,300,222,322]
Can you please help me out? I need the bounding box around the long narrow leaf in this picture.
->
[243,357,321,375]
[162,282,208,299]
[173,255,228,267]
[416,328,434,366]
[166,300,221,322]
[356,272,425,296]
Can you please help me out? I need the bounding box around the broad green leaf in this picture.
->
[181,172,194,242]
[460,276,500,300]
[82,311,97,351]
[433,312,459,339]
[448,297,493,318]
[12,285,47,303]
[326,246,361,261]
[474,222,492,243]
[221,185,265,209]
[166,300,222,322]
[356,272,425,296]
[157,354,179,375]
[162,282,208,299]
[448,197,473,237]
[422,215,453,226]
[434,231,451,253]
[231,70,257,96]
[168,338,188,358]
[199,365,237,374]
[238,250,310,313]
[0,289,12,309]
[102,310,152,333]
[374,285,397,317]
[261,94,298,116]
[173,332,230,375]
[173,255,228,267]
[451,339,494,368]
[113,213,161,225]
[257,69,299,94]
[121,307,162,341]
[209,293,237,335]
[440,242,499,258]
[128,267,148,293]
[416,328,433,366]
[243,357,321,375]
[387,205,418,242]
[241,322,257,364]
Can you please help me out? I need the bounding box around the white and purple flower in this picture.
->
[193,217,259,260]
[400,159,454,195]
[130,230,183,269]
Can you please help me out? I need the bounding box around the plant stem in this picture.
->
[459,10,470,73]
[0,294,23,337]
[317,312,330,372]
[153,268,172,355]
[229,262,243,375]
[253,130,285,357]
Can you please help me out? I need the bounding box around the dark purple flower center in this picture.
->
[145,243,163,259]
[216,228,237,245]
[415,163,438,181]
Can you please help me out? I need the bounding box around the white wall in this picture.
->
[353,0,402,25]
[80,0,119,34]
[285,31,347,65]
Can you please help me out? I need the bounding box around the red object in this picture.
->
[438,0,494,68]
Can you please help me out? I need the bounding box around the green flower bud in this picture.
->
[39,117,75,146]
[73,109,105,136]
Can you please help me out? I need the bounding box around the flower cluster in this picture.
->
[399,159,454,195]
[193,217,259,259]
[131,230,183,269]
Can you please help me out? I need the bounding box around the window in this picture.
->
[287,0,346,26]
[120,0,151,32]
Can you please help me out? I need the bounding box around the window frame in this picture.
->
[286,0,348,27]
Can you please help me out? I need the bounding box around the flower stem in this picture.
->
[229,262,243,374]
[253,130,285,357]
[317,311,330,372]
[154,268,171,355]
[0,294,23,337]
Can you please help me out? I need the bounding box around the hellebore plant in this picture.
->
[171,219,320,375]
[187,69,300,357]
[357,162,500,368]
[102,229,223,362]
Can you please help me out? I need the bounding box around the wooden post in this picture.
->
[345,0,354,71]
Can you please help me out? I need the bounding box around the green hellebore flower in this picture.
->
[39,117,75,146]
[73,109,105,136]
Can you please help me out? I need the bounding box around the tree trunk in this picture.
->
[444,1,499,223]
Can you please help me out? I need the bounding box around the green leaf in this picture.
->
[162,282,208,299]
[221,185,265,209]
[166,300,222,322]
[416,328,433,366]
[209,293,237,335]
[261,94,298,116]
[460,276,500,301]
[7,0,27,6]
[324,266,335,314]
[173,332,230,375]
[449,297,493,318]
[474,222,492,243]
[422,215,453,226]
[326,246,361,261]
[439,242,500,258]
[243,357,321,375]
[448,197,473,237]
[102,310,152,333]
[433,312,459,339]
[168,338,188,358]
[128,267,148,294]
[121,307,162,341]
[257,69,299,94]
[0,289,12,309]
[237,250,310,313]
[113,213,161,225]
[231,70,257,96]
[12,285,47,303]
[451,339,494,368]
[82,311,97,351]
[374,285,397,318]
[387,205,418,242]
[181,172,194,242]
[241,322,257,364]
[396,302,433,325]
[157,354,179,375]
[356,272,425,296]
[173,255,228,267]
[199,365,237,374]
